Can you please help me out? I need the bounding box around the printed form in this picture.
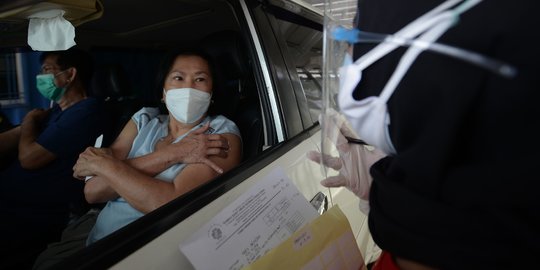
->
[179,167,319,270]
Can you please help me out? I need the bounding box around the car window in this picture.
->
[1,51,49,123]
[274,17,323,124]
[0,53,24,105]
[0,1,367,269]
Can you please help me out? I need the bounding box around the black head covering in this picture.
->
[351,0,540,268]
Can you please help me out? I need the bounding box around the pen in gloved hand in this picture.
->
[345,136,367,145]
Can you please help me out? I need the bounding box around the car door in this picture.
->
[49,0,378,269]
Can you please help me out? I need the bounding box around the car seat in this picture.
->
[200,30,263,162]
[90,64,143,147]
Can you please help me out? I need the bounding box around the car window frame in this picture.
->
[49,0,325,268]
[267,4,324,127]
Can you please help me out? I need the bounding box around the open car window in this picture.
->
[0,1,379,269]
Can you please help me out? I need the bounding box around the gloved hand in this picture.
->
[307,108,385,214]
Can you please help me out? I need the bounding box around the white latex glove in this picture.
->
[308,108,386,214]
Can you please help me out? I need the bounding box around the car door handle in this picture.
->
[310,192,328,215]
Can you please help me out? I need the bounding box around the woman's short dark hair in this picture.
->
[154,48,222,116]
[39,48,94,88]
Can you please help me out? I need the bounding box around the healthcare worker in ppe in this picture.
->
[314,0,540,269]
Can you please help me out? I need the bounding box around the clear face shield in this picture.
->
[306,0,385,215]
[310,0,517,214]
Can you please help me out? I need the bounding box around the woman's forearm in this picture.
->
[84,175,120,203]
[123,149,179,177]
[95,157,177,213]
[82,147,179,204]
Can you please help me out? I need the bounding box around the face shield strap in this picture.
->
[379,15,456,103]
[332,0,516,78]
[332,1,484,155]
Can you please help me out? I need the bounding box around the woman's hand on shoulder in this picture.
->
[168,132,241,202]
[165,122,232,174]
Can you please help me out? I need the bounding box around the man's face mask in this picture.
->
[164,88,212,124]
[36,71,67,102]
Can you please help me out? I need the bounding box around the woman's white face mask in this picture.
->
[164,88,211,124]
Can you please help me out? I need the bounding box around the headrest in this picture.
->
[90,64,131,99]
[200,30,248,81]
[199,30,250,119]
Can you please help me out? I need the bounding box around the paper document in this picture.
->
[244,205,366,270]
[179,167,319,270]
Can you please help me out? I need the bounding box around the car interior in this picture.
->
[1,0,266,159]
[1,0,267,261]
[0,0,373,268]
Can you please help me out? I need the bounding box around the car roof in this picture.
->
[0,0,238,51]
[0,0,357,52]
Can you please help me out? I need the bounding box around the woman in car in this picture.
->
[33,49,242,269]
